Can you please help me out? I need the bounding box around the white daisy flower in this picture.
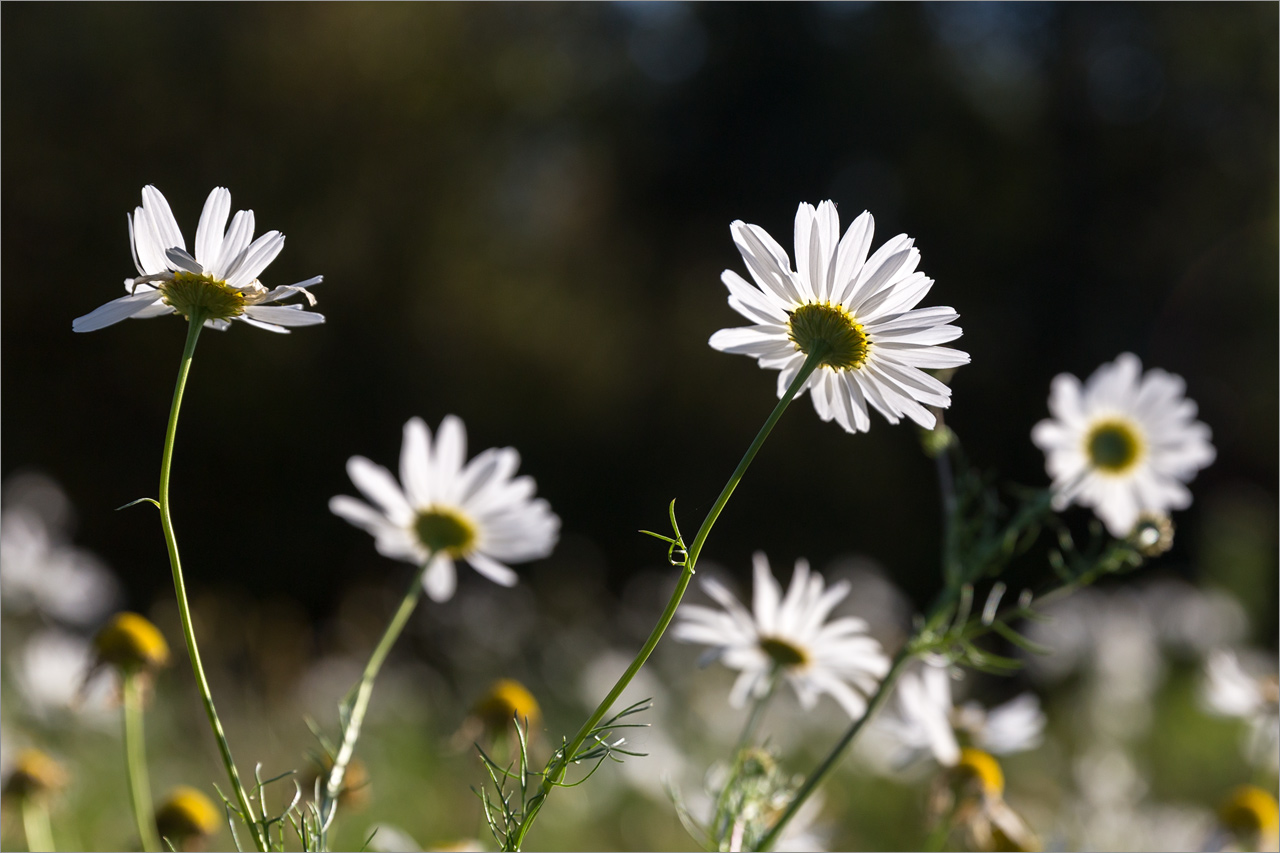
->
[329,415,560,602]
[877,663,1044,769]
[674,552,890,719]
[1030,352,1215,538]
[708,201,969,433]
[1202,648,1280,771]
[73,185,324,334]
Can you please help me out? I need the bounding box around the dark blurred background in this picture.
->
[4,3,1277,640]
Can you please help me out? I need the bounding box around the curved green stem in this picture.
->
[509,350,827,851]
[757,647,913,852]
[21,797,54,852]
[158,315,265,852]
[320,565,426,836]
[122,673,160,853]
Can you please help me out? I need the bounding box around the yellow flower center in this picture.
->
[1085,419,1144,473]
[758,635,810,668]
[473,678,541,732]
[1,750,67,801]
[786,302,869,370]
[954,747,1005,798]
[159,271,246,322]
[155,786,221,842]
[94,612,170,673]
[1219,785,1280,847]
[414,508,476,557]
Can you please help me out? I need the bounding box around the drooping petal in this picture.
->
[73,290,166,333]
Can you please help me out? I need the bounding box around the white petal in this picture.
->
[400,417,432,507]
[211,210,255,281]
[242,305,324,327]
[73,290,166,332]
[708,325,789,355]
[225,231,284,289]
[422,554,457,602]
[467,552,519,586]
[141,185,186,253]
[194,187,231,269]
[831,210,874,304]
[346,457,414,526]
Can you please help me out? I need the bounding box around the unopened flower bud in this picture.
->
[155,786,219,851]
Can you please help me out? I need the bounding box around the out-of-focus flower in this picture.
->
[472,678,540,735]
[1,749,67,803]
[154,786,220,851]
[93,612,170,675]
[928,748,1040,853]
[1031,353,1215,537]
[674,552,889,719]
[304,756,371,812]
[1,476,120,626]
[875,664,1045,770]
[73,185,323,334]
[709,201,968,433]
[1203,649,1280,771]
[330,415,560,602]
[1215,785,1280,852]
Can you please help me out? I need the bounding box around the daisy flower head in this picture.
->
[673,552,890,719]
[1030,353,1215,538]
[73,185,324,334]
[876,663,1044,770]
[708,201,969,433]
[330,416,560,602]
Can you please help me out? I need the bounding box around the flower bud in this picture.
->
[155,786,219,851]
[94,612,170,674]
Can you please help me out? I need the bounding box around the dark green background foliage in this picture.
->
[3,3,1276,636]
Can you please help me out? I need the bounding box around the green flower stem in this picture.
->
[757,646,913,852]
[320,564,426,834]
[158,314,265,852]
[509,350,828,852]
[712,674,779,845]
[122,673,160,853]
[21,797,55,852]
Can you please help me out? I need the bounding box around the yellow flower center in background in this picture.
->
[758,635,810,668]
[414,508,476,556]
[1,749,67,802]
[155,786,221,845]
[1085,420,1143,473]
[1220,784,1280,849]
[787,302,869,370]
[472,678,541,733]
[955,748,1005,799]
[94,611,170,673]
[160,271,246,322]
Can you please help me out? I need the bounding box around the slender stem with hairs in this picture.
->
[157,314,265,852]
[21,797,55,853]
[508,349,828,851]
[320,565,426,835]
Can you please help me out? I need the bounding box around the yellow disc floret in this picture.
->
[473,678,541,733]
[414,508,477,557]
[954,748,1005,799]
[758,635,810,668]
[787,302,869,370]
[155,786,220,848]
[2,749,68,802]
[94,611,170,673]
[159,271,246,323]
[1219,785,1280,850]
[1084,419,1144,474]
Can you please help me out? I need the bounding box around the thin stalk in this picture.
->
[712,674,779,846]
[757,647,913,852]
[510,350,828,851]
[157,314,265,852]
[320,564,426,834]
[122,673,160,853]
[21,797,55,852]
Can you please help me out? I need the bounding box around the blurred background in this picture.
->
[2,3,1276,851]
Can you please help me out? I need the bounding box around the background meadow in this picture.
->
[2,4,1276,851]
